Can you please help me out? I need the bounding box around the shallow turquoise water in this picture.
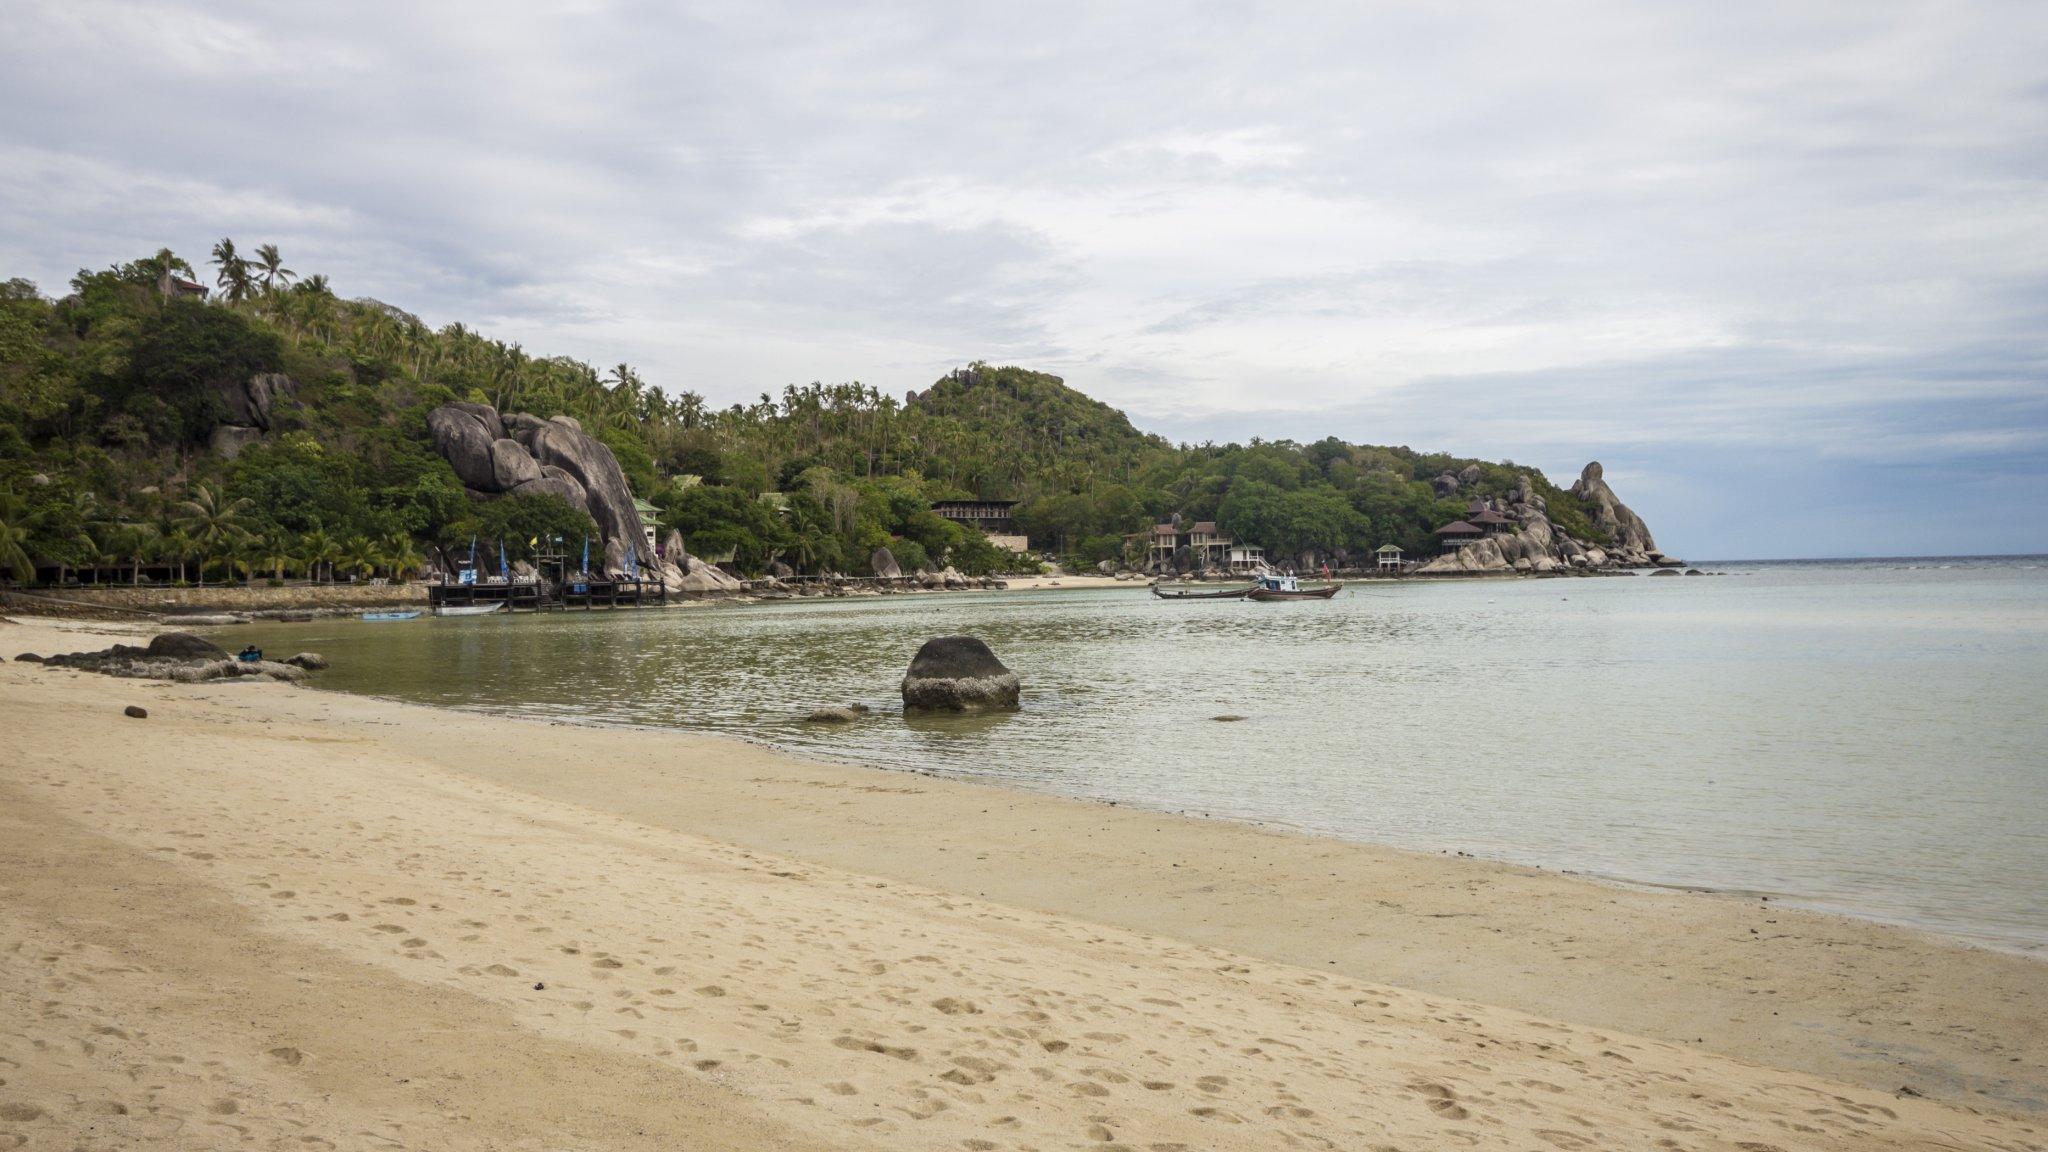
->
[225,557,2048,953]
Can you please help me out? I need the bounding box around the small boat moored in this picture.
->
[1151,583,1252,600]
[360,610,423,621]
[1245,573,1342,601]
[434,602,506,617]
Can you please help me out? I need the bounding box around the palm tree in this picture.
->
[257,533,298,581]
[338,534,380,581]
[157,526,197,585]
[253,243,295,293]
[226,536,261,585]
[174,481,254,583]
[113,521,161,585]
[379,532,423,581]
[298,527,340,584]
[210,238,254,304]
[0,489,36,585]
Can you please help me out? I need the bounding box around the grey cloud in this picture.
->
[1,1,2044,555]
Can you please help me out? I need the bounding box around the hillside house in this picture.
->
[932,500,1029,552]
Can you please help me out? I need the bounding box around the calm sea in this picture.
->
[226,557,2048,954]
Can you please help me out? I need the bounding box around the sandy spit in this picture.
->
[1,616,2043,1151]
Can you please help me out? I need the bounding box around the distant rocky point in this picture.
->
[1413,461,1679,575]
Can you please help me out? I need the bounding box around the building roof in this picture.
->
[1187,521,1220,534]
[931,499,1018,509]
[1376,543,1404,553]
[1436,520,1484,536]
[1470,509,1512,525]
[1152,524,1177,537]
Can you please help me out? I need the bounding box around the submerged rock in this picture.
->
[901,636,1021,712]
[805,706,861,724]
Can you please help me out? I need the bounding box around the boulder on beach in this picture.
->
[147,632,228,661]
[870,547,903,580]
[284,652,328,670]
[901,636,1021,712]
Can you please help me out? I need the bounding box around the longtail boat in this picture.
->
[1245,573,1342,601]
[1151,583,1252,600]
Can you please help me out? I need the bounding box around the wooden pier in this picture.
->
[425,574,667,613]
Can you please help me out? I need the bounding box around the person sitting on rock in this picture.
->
[238,645,263,663]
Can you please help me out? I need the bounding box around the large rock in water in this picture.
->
[1570,462,1659,557]
[902,636,1021,712]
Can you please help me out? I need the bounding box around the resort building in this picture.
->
[634,497,663,557]
[156,266,209,300]
[1376,543,1404,571]
[1144,515,1265,571]
[1469,508,1514,536]
[1435,520,1484,550]
[931,499,1029,553]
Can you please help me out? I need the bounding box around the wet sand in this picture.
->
[2,616,2042,1150]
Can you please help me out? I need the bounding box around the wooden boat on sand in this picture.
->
[361,610,422,621]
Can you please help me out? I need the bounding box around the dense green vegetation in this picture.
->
[0,244,1603,585]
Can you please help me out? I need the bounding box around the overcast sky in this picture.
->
[3,2,2044,558]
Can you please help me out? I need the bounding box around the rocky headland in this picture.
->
[1414,461,1681,575]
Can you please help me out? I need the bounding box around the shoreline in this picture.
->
[309,675,2048,961]
[4,614,2045,1146]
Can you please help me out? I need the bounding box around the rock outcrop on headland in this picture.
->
[428,402,650,561]
[1569,461,1659,558]
[427,401,750,595]
[1414,462,1677,575]
[209,372,300,459]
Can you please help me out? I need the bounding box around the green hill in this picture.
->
[0,244,1604,584]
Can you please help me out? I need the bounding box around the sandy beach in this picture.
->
[2,616,2043,1150]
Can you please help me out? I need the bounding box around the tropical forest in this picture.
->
[0,243,1609,586]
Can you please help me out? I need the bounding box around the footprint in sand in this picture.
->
[485,964,520,977]
[267,1047,304,1066]
[1414,1082,1469,1120]
[831,1036,917,1061]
